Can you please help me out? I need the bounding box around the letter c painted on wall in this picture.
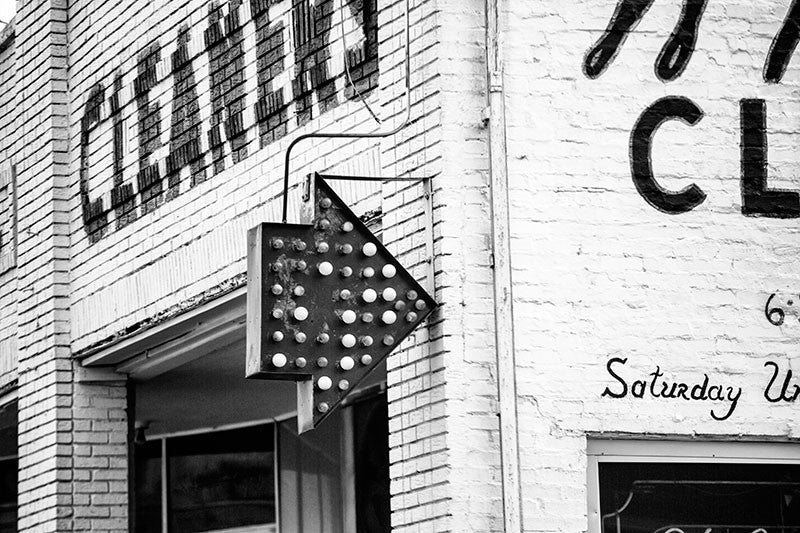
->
[630,96,707,214]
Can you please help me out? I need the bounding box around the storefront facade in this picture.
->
[1,0,800,531]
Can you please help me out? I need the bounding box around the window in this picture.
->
[134,424,277,533]
[353,395,390,533]
[588,441,800,533]
[134,394,391,532]
[0,399,16,533]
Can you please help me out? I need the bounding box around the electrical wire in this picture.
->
[281,0,412,223]
[339,0,382,125]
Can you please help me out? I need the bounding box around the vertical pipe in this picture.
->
[161,438,168,532]
[485,0,523,531]
[423,177,436,296]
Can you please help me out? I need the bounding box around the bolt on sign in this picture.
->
[246,174,436,432]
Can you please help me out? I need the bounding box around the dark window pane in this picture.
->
[0,458,16,532]
[0,400,17,532]
[599,462,800,533]
[134,440,162,533]
[168,424,275,533]
[0,400,16,458]
[354,395,390,533]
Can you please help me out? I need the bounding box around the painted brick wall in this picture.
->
[12,0,76,527]
[13,0,131,530]
[504,1,800,531]
[394,0,507,530]
[64,0,452,531]
[66,0,390,352]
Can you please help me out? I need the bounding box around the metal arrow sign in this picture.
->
[246,173,436,432]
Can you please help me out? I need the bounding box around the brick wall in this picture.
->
[13,0,130,530]
[13,0,75,528]
[383,0,509,530]
[504,1,800,531]
[67,0,388,351]
[15,0,799,532]
[64,0,451,531]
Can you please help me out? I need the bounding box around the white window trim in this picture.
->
[587,439,800,533]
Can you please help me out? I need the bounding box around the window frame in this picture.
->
[141,418,281,533]
[587,439,800,533]
[139,407,363,533]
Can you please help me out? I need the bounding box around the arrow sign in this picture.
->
[246,173,437,432]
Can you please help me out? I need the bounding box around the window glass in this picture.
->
[599,462,800,533]
[354,395,390,533]
[167,425,275,533]
[134,440,162,533]
[0,399,16,532]
[0,458,15,531]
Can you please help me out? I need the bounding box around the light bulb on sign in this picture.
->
[341,334,357,348]
[382,264,397,278]
[362,242,377,257]
[382,288,397,302]
[382,311,397,325]
[362,289,377,303]
[342,310,357,324]
[317,376,332,391]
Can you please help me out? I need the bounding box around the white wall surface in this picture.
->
[505,1,800,530]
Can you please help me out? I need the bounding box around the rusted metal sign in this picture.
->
[246,173,436,432]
